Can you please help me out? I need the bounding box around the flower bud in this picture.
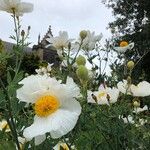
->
[76,65,89,83]
[21,30,25,37]
[28,26,31,31]
[80,30,87,40]
[127,61,134,70]
[76,55,86,66]
[133,101,140,108]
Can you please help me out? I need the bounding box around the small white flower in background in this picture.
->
[17,75,81,143]
[81,31,103,51]
[133,105,148,114]
[88,84,119,105]
[114,41,134,53]
[35,63,53,76]
[0,119,11,132]
[120,115,135,124]
[0,0,33,16]
[138,119,147,126]
[46,31,73,50]
[130,81,150,97]
[117,80,150,97]
[53,142,69,150]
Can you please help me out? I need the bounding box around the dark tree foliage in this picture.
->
[102,0,150,81]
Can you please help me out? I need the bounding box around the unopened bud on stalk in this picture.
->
[28,26,31,31]
[68,42,71,50]
[21,30,25,37]
[127,61,134,70]
[127,76,132,85]
[133,101,140,108]
[76,55,86,66]
[76,65,89,83]
[80,30,87,40]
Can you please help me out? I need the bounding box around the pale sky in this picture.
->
[0,0,114,45]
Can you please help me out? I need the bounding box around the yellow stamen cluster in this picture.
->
[98,92,106,99]
[34,95,60,117]
[120,41,128,47]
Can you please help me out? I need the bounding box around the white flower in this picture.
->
[117,80,131,95]
[133,105,148,114]
[35,63,53,76]
[53,142,69,150]
[88,85,119,105]
[0,119,11,132]
[46,31,73,50]
[130,81,150,97]
[120,115,135,124]
[81,31,102,51]
[114,42,134,53]
[117,80,150,97]
[17,75,81,142]
[0,0,33,16]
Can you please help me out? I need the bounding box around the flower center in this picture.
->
[98,92,106,99]
[34,95,60,117]
[120,41,128,47]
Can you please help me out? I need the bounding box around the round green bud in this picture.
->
[133,101,140,108]
[80,30,87,40]
[127,61,134,70]
[76,65,89,83]
[76,55,86,66]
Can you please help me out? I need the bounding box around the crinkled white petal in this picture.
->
[18,2,33,13]
[117,80,131,94]
[131,81,150,97]
[17,75,80,105]
[106,87,119,103]
[23,100,81,139]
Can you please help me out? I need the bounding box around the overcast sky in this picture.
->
[0,0,114,46]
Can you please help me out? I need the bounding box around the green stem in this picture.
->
[0,78,20,150]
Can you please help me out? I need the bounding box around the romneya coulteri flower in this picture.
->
[114,41,134,53]
[117,80,150,97]
[133,105,148,114]
[0,0,33,16]
[17,75,81,143]
[46,31,73,50]
[81,31,103,51]
[87,85,119,105]
[35,63,53,76]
